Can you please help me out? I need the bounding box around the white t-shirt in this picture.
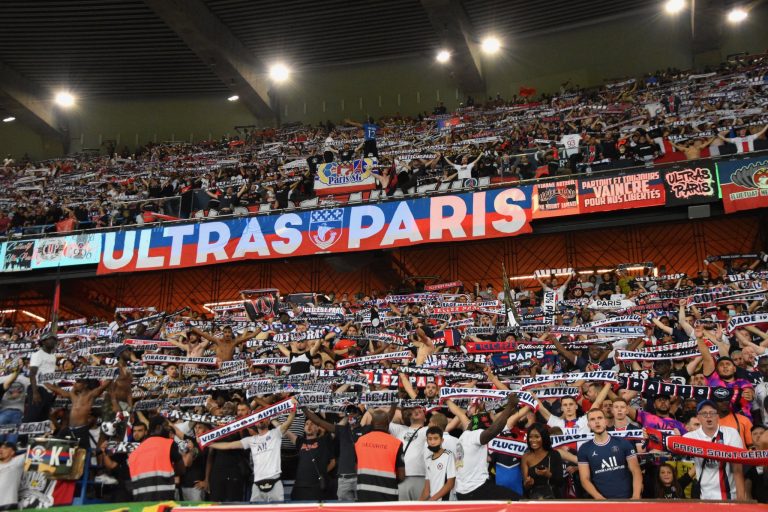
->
[560,134,582,156]
[547,414,590,435]
[455,429,488,494]
[389,423,427,476]
[241,429,283,481]
[30,350,57,385]
[448,161,475,180]
[0,455,24,507]
[683,426,743,500]
[0,375,28,411]
[424,450,456,499]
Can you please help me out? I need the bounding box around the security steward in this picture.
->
[128,415,186,501]
[355,410,405,502]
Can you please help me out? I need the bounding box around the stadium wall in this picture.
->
[0,212,763,325]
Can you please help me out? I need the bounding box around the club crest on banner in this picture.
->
[309,208,344,250]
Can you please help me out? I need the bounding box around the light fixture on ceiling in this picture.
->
[727,7,748,23]
[227,94,239,102]
[436,49,451,63]
[481,36,501,54]
[2,116,15,123]
[664,0,685,14]
[54,91,75,108]
[269,63,291,83]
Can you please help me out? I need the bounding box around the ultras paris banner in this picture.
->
[96,185,533,274]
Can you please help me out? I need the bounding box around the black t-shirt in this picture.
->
[339,149,355,162]
[289,351,312,375]
[294,435,334,489]
[210,431,246,477]
[181,435,207,487]
[307,155,323,175]
[335,423,371,475]
[746,466,768,503]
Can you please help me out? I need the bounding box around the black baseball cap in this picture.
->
[0,441,17,451]
[696,399,717,413]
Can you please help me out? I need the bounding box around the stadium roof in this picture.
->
[0,0,656,98]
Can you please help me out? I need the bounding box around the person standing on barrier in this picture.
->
[355,409,405,502]
[682,400,746,500]
[577,409,642,500]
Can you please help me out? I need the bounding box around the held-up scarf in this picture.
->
[438,387,537,410]
[488,437,528,458]
[142,354,219,366]
[197,398,296,447]
[617,376,733,401]
[616,346,717,361]
[424,281,463,291]
[551,430,646,449]
[726,313,768,333]
[646,428,768,465]
[335,350,413,369]
[519,371,618,390]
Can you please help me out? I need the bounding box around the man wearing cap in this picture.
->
[712,389,753,449]
[0,441,24,510]
[615,392,688,434]
[697,335,754,418]
[683,400,745,500]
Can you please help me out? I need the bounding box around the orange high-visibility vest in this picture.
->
[128,436,175,500]
[355,430,401,499]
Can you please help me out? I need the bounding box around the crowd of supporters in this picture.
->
[2,53,768,236]
[0,254,767,506]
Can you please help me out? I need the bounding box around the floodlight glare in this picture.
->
[2,116,15,123]
[54,91,75,108]
[227,94,239,102]
[481,37,501,54]
[664,0,685,14]
[269,63,291,83]
[436,50,451,63]
[727,7,748,23]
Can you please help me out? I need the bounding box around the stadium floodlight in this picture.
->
[664,0,685,14]
[2,116,15,123]
[481,36,501,54]
[227,94,239,102]
[727,7,748,23]
[54,91,75,108]
[269,63,291,83]
[436,50,451,63]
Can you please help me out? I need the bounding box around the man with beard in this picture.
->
[612,392,687,434]
[389,405,428,500]
[98,421,148,501]
[207,401,296,503]
[302,405,370,501]
[283,418,335,501]
[698,335,754,418]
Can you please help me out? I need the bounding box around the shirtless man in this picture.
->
[190,325,261,361]
[168,331,211,358]
[670,137,715,160]
[111,345,135,411]
[44,378,111,448]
